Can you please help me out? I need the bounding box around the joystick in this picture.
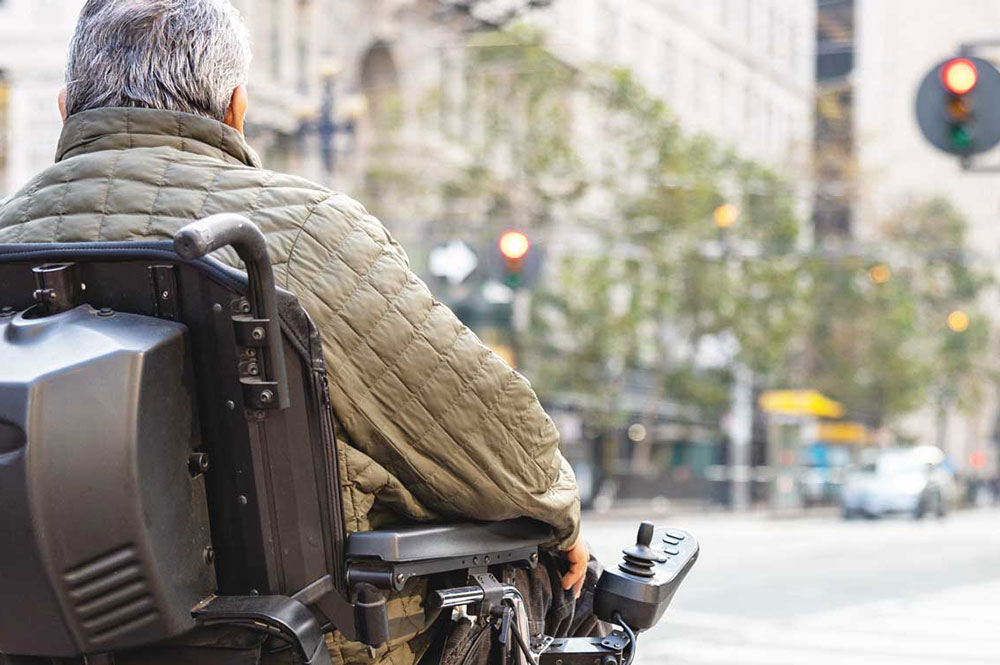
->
[619,522,667,577]
[594,521,700,630]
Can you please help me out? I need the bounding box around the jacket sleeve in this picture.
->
[280,195,581,549]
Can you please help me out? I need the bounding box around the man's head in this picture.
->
[61,0,252,132]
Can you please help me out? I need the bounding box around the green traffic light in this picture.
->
[951,125,973,150]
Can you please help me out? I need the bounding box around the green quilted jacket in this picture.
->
[0,108,580,665]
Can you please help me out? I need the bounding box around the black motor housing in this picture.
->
[0,305,214,657]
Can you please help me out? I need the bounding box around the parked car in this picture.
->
[841,446,956,519]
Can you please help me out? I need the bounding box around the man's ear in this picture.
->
[223,85,248,134]
[58,87,68,122]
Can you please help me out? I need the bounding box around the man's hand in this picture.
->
[561,534,589,599]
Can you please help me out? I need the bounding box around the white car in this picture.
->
[841,446,955,519]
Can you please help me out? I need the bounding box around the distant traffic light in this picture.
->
[499,230,530,288]
[916,56,1000,156]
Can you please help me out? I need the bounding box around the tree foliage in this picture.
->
[362,28,993,431]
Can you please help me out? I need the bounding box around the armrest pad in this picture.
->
[346,518,553,563]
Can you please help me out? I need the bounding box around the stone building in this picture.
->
[538,0,817,180]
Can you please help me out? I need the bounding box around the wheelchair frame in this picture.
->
[0,216,698,665]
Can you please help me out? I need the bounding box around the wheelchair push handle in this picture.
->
[174,213,270,263]
[174,214,291,410]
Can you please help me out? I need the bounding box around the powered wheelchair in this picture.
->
[0,215,698,665]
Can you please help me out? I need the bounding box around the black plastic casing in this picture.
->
[593,527,699,631]
[0,305,214,657]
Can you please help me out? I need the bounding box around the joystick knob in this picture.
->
[619,521,667,578]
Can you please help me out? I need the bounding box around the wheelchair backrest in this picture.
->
[0,233,345,657]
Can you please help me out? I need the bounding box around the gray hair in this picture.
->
[65,0,252,121]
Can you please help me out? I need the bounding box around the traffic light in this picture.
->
[498,230,530,288]
[916,56,1000,156]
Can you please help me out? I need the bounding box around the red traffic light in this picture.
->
[942,58,978,95]
[499,231,530,261]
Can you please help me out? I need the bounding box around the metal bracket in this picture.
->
[233,315,272,347]
[149,265,179,320]
[31,263,79,316]
[470,573,505,617]
[537,635,625,665]
[241,379,281,410]
[233,312,282,410]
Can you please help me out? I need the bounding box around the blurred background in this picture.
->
[2,1,1000,663]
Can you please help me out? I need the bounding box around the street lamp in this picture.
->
[713,203,740,229]
[299,58,366,175]
[868,264,891,284]
[948,309,970,333]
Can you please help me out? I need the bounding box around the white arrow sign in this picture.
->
[428,240,479,285]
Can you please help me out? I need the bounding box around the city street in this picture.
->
[583,507,1000,664]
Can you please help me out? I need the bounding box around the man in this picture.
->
[0,1,591,663]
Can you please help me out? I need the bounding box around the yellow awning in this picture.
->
[759,390,845,419]
[817,421,869,445]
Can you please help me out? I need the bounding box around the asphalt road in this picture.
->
[582,507,1000,664]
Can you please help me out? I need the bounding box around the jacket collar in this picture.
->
[56,107,262,168]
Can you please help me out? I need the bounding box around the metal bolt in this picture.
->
[250,589,259,596]
[530,552,539,564]
[213,303,223,313]
[472,557,478,565]
[251,326,266,341]
[240,301,252,314]
[188,452,210,476]
[203,547,215,565]
[161,290,170,299]
[225,400,236,410]
[254,410,266,421]
[237,494,248,506]
[259,389,274,404]
[396,573,405,586]
[97,308,114,317]
[555,660,563,665]
[484,555,490,564]
[602,657,616,665]
[247,363,260,376]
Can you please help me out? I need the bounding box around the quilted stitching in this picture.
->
[0,107,582,665]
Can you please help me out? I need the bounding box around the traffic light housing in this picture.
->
[916,56,1000,156]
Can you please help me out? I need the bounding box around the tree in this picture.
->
[800,198,993,430]
[525,69,807,417]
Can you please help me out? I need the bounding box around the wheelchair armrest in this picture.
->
[345,518,552,591]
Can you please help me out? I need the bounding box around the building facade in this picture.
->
[538,0,816,179]
[0,0,83,197]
